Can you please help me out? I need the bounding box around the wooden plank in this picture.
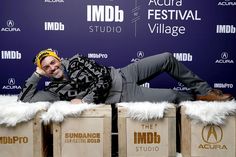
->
[33,112,43,157]
[53,123,61,157]
[181,106,191,157]
[118,105,176,118]
[103,116,111,157]
[168,117,176,157]
[164,105,176,118]
[76,105,111,117]
[118,107,127,157]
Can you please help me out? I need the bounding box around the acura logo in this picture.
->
[202,125,223,144]
[8,78,15,85]
[137,51,144,58]
[221,52,228,59]
[7,20,14,27]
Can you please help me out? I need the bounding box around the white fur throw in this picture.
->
[0,95,49,127]
[41,101,100,124]
[117,102,174,121]
[180,100,236,125]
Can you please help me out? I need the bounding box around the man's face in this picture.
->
[41,56,63,79]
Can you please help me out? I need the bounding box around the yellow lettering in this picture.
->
[134,132,161,144]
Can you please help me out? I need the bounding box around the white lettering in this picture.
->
[173,53,192,61]
[2,85,21,90]
[140,83,150,88]
[88,53,108,59]
[148,0,183,7]
[218,1,236,6]
[45,0,64,2]
[214,83,233,89]
[87,5,124,22]
[89,25,122,33]
[148,23,185,37]
[1,51,21,59]
[45,22,64,31]
[216,25,236,33]
[1,28,21,32]
[148,9,201,21]
[215,59,234,64]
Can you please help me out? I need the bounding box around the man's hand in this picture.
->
[35,67,47,77]
[71,98,84,104]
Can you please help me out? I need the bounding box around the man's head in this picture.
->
[35,49,63,79]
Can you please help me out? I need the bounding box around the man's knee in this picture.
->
[166,89,178,102]
[161,52,173,60]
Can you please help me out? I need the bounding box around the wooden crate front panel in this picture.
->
[118,106,176,157]
[60,117,104,157]
[126,118,173,157]
[0,121,34,157]
[190,117,236,157]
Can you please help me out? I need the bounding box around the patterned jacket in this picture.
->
[18,54,112,104]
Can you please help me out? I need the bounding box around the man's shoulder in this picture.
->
[61,53,90,66]
[69,53,89,61]
[61,54,81,63]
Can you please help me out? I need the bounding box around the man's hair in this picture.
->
[34,48,61,68]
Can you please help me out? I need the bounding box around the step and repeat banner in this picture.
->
[0,0,235,97]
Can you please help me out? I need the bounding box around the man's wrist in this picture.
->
[34,71,42,77]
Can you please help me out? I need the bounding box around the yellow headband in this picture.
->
[35,49,61,68]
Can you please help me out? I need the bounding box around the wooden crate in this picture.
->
[118,106,176,157]
[53,105,111,157]
[0,112,46,157]
[181,106,236,157]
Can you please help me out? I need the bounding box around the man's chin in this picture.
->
[52,73,63,80]
[54,76,62,79]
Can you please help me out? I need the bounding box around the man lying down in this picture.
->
[18,49,234,104]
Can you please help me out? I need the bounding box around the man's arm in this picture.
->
[17,69,59,103]
[18,72,41,102]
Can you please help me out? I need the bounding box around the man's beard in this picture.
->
[52,68,64,80]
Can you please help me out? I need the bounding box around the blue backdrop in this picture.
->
[0,0,235,97]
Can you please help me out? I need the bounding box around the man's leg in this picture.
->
[120,83,194,103]
[121,52,211,95]
[120,52,233,101]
